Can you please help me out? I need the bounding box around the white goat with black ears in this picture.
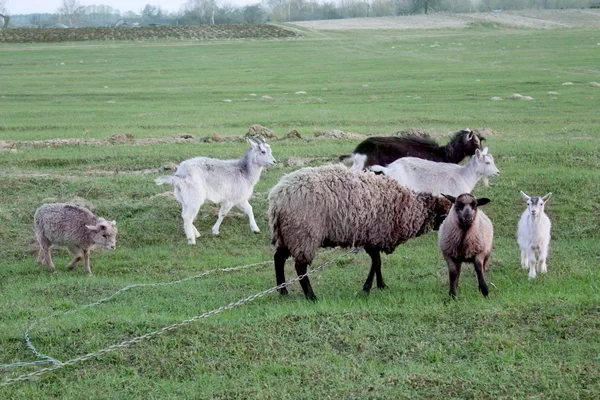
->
[156,137,276,244]
[517,191,552,280]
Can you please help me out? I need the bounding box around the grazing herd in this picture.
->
[33,129,553,300]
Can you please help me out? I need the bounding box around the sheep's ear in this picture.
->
[520,191,530,201]
[482,147,489,155]
[476,198,491,207]
[542,192,552,202]
[441,193,456,203]
[86,225,99,232]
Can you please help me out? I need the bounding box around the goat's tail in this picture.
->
[155,176,178,186]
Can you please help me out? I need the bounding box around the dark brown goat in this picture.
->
[339,129,484,170]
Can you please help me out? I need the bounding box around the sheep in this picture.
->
[369,147,500,197]
[268,164,452,301]
[155,137,276,244]
[438,193,493,298]
[517,191,552,280]
[340,128,484,170]
[34,203,118,274]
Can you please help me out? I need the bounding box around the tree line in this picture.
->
[1,0,596,28]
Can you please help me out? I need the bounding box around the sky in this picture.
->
[5,0,258,15]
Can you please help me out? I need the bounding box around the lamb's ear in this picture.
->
[520,191,530,201]
[110,220,117,226]
[86,225,100,232]
[441,193,456,203]
[476,198,491,207]
[542,192,552,202]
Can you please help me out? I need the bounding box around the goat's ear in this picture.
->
[441,193,456,203]
[466,130,474,141]
[475,148,482,158]
[520,191,530,201]
[476,198,491,207]
[246,137,258,148]
[542,192,552,202]
[481,147,489,155]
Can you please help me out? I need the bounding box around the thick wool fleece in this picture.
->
[269,164,451,264]
[438,207,493,260]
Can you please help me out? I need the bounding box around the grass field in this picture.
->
[1,23,599,398]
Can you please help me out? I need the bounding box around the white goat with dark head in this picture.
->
[155,137,276,244]
[517,191,552,280]
[370,147,499,197]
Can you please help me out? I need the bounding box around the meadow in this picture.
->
[0,23,599,398]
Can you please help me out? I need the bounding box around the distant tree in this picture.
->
[0,0,9,28]
[184,0,218,24]
[411,0,440,13]
[58,0,84,27]
[243,4,265,23]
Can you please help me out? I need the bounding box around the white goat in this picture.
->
[155,137,276,244]
[369,147,499,196]
[517,191,552,280]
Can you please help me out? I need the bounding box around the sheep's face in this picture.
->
[248,138,276,167]
[520,191,551,218]
[443,193,491,230]
[474,147,500,186]
[86,219,118,250]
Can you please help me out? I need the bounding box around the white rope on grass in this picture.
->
[0,249,356,387]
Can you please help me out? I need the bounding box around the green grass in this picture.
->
[1,25,599,398]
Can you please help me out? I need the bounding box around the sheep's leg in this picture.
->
[363,247,385,294]
[67,247,83,270]
[274,246,291,295]
[236,200,260,233]
[474,257,488,297]
[82,249,92,275]
[212,202,234,236]
[42,246,56,273]
[295,260,317,301]
[446,257,462,299]
[181,198,203,245]
[520,249,529,270]
[527,249,537,280]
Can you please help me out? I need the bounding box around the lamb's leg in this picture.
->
[82,249,92,275]
[474,257,489,297]
[274,246,291,295]
[528,249,537,280]
[446,257,462,299]
[295,260,317,301]
[181,198,203,245]
[520,249,529,270]
[67,247,83,270]
[236,200,260,233]
[211,202,234,236]
[363,247,385,294]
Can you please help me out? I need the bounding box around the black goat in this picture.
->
[339,129,484,170]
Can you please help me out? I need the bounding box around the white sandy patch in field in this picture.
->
[590,82,600,87]
[490,96,503,101]
[289,9,600,30]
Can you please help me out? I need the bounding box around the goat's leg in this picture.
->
[295,259,317,301]
[538,244,549,274]
[181,198,203,245]
[446,257,462,299]
[520,249,529,270]
[236,200,260,233]
[83,249,92,275]
[274,246,291,295]
[474,257,488,297]
[67,247,83,270]
[211,202,234,235]
[527,249,537,280]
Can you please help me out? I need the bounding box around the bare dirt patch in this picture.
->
[290,9,600,30]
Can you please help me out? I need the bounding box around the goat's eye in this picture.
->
[486,161,491,165]
[261,150,266,154]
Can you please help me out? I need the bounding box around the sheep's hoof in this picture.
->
[480,286,489,297]
[305,292,318,302]
[360,289,371,297]
[278,287,288,296]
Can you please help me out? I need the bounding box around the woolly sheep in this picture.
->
[340,128,484,170]
[517,191,552,280]
[155,137,276,244]
[438,193,493,298]
[34,203,118,274]
[370,147,499,197]
[268,164,452,301]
